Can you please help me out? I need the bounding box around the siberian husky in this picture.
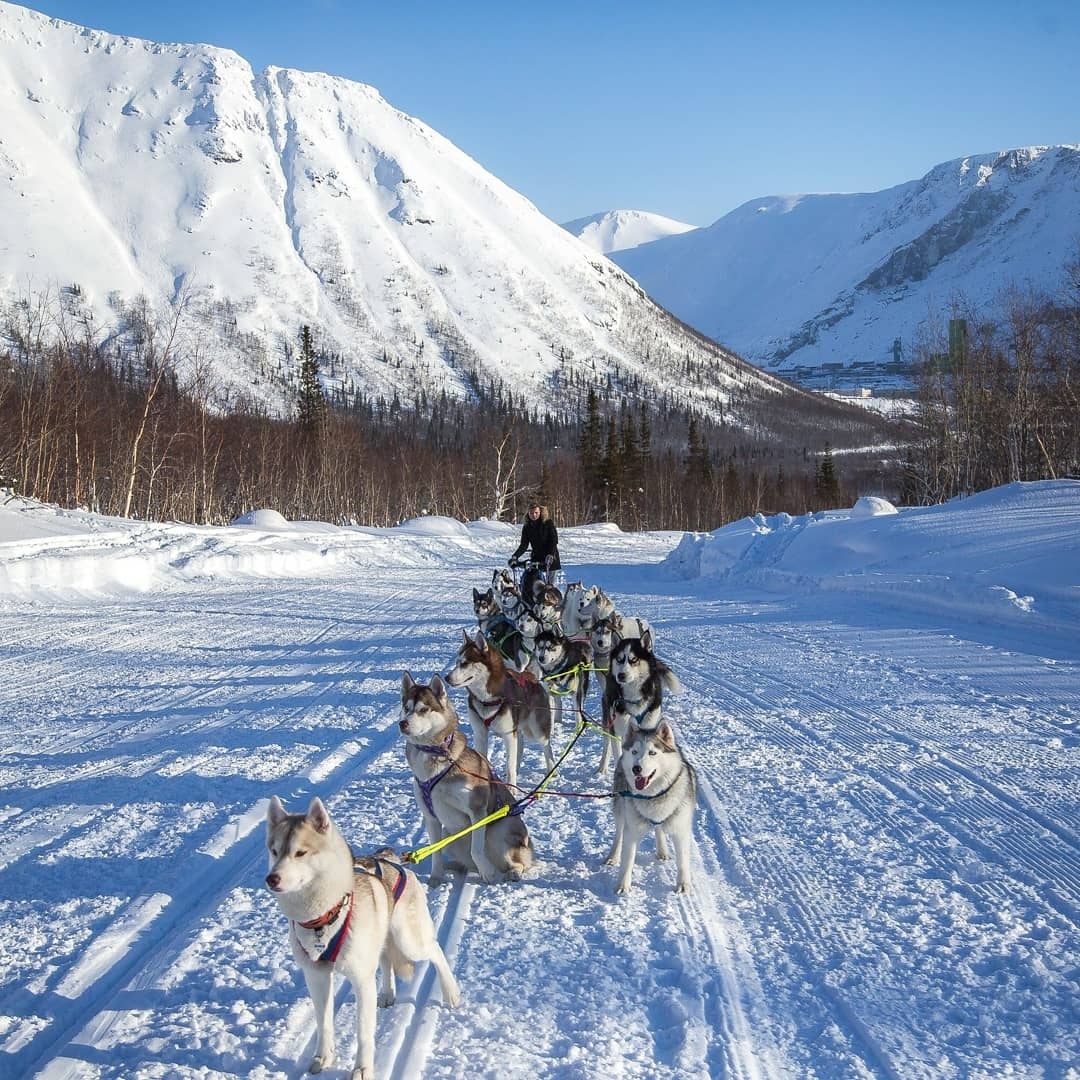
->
[577,584,652,645]
[514,607,542,675]
[491,567,526,621]
[473,586,526,667]
[596,636,679,773]
[445,630,554,789]
[534,584,565,633]
[605,720,697,894]
[559,581,586,637]
[265,795,460,1078]
[399,672,534,884]
[533,628,593,730]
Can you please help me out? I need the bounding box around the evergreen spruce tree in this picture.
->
[685,415,712,485]
[815,442,841,507]
[577,387,604,518]
[297,325,327,438]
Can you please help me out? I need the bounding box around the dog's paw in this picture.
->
[377,990,395,1008]
[307,1053,332,1074]
[675,880,693,894]
[427,873,446,888]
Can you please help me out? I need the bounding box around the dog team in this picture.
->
[265,566,696,1078]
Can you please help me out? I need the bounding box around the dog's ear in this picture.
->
[461,628,470,645]
[430,673,446,701]
[657,721,677,750]
[641,627,654,651]
[478,633,490,653]
[402,670,415,693]
[307,797,332,834]
[267,794,288,827]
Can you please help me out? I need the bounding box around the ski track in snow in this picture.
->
[2,522,1078,1079]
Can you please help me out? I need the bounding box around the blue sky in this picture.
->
[21,1,1080,226]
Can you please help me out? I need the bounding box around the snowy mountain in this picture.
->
[562,208,698,254]
[611,146,1080,384]
[0,1,789,423]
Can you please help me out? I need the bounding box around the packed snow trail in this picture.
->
[1,501,1077,1078]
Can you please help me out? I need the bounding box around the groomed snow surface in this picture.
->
[1,480,1078,1079]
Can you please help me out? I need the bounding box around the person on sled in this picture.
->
[509,501,562,601]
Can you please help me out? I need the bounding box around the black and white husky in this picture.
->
[473,586,527,667]
[533,628,593,730]
[605,720,697,894]
[596,636,679,773]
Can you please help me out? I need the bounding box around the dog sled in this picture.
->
[509,556,566,596]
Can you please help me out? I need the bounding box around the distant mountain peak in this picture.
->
[610,145,1080,387]
[562,209,698,254]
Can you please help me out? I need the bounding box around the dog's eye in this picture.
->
[269,847,277,856]
[294,849,307,858]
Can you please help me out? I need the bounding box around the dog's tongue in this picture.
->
[634,773,650,791]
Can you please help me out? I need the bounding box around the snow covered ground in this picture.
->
[1,481,1078,1079]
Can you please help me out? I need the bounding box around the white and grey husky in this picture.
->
[605,720,697,894]
[577,584,652,645]
[400,670,534,884]
[265,795,460,1079]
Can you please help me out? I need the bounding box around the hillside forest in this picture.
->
[1,259,1077,531]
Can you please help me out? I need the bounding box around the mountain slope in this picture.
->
[0,0,800,428]
[611,146,1080,381]
[562,208,698,254]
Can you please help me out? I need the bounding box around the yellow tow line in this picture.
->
[401,713,593,865]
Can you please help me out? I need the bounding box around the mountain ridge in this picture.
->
[607,144,1080,383]
[1,0,798,427]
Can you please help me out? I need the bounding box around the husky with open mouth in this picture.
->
[606,719,696,894]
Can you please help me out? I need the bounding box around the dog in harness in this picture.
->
[399,670,534,885]
[265,795,460,1078]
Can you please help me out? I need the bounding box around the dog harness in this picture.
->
[414,731,458,816]
[295,892,353,964]
[359,856,409,903]
[292,858,409,965]
[542,662,584,696]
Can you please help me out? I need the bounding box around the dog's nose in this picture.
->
[632,765,642,775]
[399,719,410,733]
[266,873,281,890]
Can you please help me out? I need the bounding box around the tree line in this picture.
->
[1,287,905,530]
[903,252,1080,502]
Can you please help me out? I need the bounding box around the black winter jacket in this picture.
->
[512,506,561,569]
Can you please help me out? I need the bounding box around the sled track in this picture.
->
[682,643,1080,921]
[3,708,414,1078]
[663,620,1080,1078]
[2,581,446,1078]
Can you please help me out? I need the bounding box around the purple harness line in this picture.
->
[415,732,456,816]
